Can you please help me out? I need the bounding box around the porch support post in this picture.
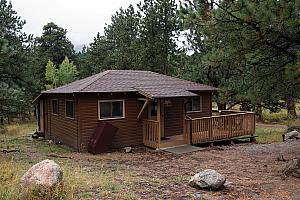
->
[137,99,149,120]
[157,98,161,148]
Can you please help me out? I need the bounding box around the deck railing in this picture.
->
[143,120,160,149]
[187,112,255,144]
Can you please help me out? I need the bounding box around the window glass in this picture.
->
[99,100,124,119]
[52,100,59,114]
[192,97,200,111]
[112,101,123,117]
[186,96,201,112]
[66,101,74,118]
[100,102,111,118]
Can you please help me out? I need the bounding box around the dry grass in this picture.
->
[0,155,137,200]
[1,121,299,199]
[262,103,300,124]
[0,122,137,200]
[255,127,285,143]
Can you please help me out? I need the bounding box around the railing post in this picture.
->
[209,118,212,140]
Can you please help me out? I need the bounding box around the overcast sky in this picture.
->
[10,0,141,49]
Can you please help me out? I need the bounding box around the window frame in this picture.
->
[186,96,202,113]
[51,99,59,115]
[65,100,75,120]
[98,99,125,120]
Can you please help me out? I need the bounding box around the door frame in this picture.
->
[39,99,44,132]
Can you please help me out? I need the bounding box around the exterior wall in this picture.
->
[78,93,144,151]
[41,91,213,152]
[43,94,79,149]
[186,92,212,119]
[163,92,212,137]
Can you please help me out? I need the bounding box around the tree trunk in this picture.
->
[255,104,263,122]
[217,102,226,110]
[286,98,297,118]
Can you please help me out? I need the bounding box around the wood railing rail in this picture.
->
[143,120,160,149]
[187,112,255,144]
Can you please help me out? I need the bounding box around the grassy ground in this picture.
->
[255,127,285,143]
[1,120,299,199]
[0,122,137,200]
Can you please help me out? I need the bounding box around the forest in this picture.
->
[1,0,299,124]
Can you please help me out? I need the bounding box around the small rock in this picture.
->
[282,158,300,178]
[285,130,300,140]
[276,153,286,161]
[20,159,63,187]
[189,169,226,190]
[124,147,132,153]
[194,192,202,199]
[224,180,233,187]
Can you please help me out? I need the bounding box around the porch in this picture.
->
[142,109,256,149]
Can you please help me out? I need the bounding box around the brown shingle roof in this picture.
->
[42,70,217,98]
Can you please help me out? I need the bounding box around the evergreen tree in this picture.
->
[138,0,180,74]
[0,0,34,121]
[34,22,75,86]
[181,0,300,116]
[85,5,141,75]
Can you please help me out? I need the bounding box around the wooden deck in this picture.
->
[143,111,256,149]
[187,111,255,144]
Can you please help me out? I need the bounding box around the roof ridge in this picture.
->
[77,70,111,92]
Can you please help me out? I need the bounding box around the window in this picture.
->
[98,100,125,120]
[52,99,59,115]
[186,96,202,112]
[65,100,75,119]
[150,101,157,116]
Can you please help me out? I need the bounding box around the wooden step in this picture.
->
[159,140,187,148]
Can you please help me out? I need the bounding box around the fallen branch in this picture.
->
[2,149,20,153]
[47,154,73,159]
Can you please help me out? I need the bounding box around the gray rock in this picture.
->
[189,169,226,190]
[124,147,132,153]
[224,180,233,187]
[285,130,300,140]
[20,159,63,187]
[282,159,300,178]
[287,125,300,133]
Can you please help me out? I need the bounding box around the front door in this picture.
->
[148,100,164,137]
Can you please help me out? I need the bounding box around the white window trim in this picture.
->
[98,99,125,121]
[65,100,75,120]
[51,99,59,115]
[186,96,203,113]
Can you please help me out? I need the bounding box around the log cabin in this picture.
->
[35,70,255,152]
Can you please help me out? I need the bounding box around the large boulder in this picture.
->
[21,159,63,187]
[285,130,300,140]
[282,159,300,178]
[189,169,226,190]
